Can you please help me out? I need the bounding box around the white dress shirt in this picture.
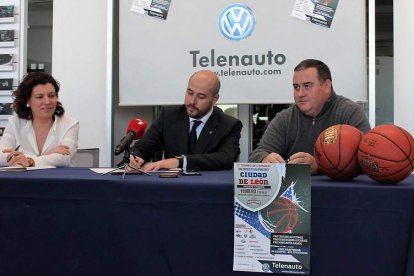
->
[188,107,214,137]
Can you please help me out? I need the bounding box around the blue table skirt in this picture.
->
[0,168,413,276]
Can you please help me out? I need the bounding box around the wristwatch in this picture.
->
[27,157,35,167]
[175,155,185,168]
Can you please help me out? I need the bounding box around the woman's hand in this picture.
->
[3,149,31,167]
[45,145,71,155]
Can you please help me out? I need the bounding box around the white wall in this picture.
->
[52,0,109,166]
[394,2,414,135]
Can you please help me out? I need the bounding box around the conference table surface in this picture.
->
[0,168,414,276]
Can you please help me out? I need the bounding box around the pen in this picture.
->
[6,145,20,162]
[138,169,152,176]
[126,163,152,176]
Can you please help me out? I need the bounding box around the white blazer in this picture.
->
[0,115,79,167]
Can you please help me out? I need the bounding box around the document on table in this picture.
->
[90,168,126,174]
[0,166,26,171]
[0,165,56,171]
[90,168,181,174]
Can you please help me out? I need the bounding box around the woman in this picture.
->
[0,72,79,167]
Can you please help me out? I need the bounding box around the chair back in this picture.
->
[72,148,100,167]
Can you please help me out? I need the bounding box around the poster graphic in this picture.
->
[0,6,14,23]
[0,30,15,47]
[233,163,311,274]
[0,103,12,115]
[0,54,12,71]
[291,0,339,28]
[0,78,12,90]
[291,0,317,21]
[131,0,172,20]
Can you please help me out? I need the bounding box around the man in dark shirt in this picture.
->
[249,59,370,174]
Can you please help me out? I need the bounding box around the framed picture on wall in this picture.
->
[0,30,14,47]
[0,54,13,71]
[0,6,14,23]
[0,102,12,117]
[0,90,13,119]
[0,78,13,90]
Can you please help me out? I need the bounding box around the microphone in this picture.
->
[114,118,148,155]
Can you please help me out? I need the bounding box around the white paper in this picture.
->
[0,165,56,171]
[90,168,180,174]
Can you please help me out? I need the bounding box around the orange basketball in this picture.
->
[358,124,414,184]
[314,124,363,180]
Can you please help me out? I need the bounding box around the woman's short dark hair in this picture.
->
[13,72,65,119]
[294,59,332,83]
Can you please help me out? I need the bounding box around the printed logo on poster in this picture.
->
[262,262,271,272]
[219,4,256,41]
[234,163,284,211]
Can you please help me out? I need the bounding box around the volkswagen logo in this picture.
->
[219,4,256,41]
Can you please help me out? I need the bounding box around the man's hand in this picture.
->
[288,152,319,174]
[261,152,285,163]
[142,158,179,172]
[127,155,145,172]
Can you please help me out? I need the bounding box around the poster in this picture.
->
[0,6,14,24]
[0,30,14,47]
[233,163,311,274]
[0,78,13,90]
[0,54,13,71]
[130,0,172,20]
[291,0,339,28]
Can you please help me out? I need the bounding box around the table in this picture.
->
[0,168,413,276]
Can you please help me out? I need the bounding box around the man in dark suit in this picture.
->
[128,70,242,171]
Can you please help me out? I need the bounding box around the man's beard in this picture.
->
[186,104,210,119]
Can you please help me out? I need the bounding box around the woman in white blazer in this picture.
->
[0,72,79,167]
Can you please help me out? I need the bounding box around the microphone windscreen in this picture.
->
[126,118,148,139]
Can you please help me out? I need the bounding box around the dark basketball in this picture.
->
[314,124,363,180]
[259,196,298,233]
[358,124,414,184]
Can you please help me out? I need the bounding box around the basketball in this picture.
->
[259,196,298,233]
[314,124,363,180]
[358,124,414,184]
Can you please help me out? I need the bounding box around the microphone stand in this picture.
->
[101,147,150,179]
[120,147,131,179]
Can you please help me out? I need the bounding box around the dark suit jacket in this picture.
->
[131,105,242,171]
